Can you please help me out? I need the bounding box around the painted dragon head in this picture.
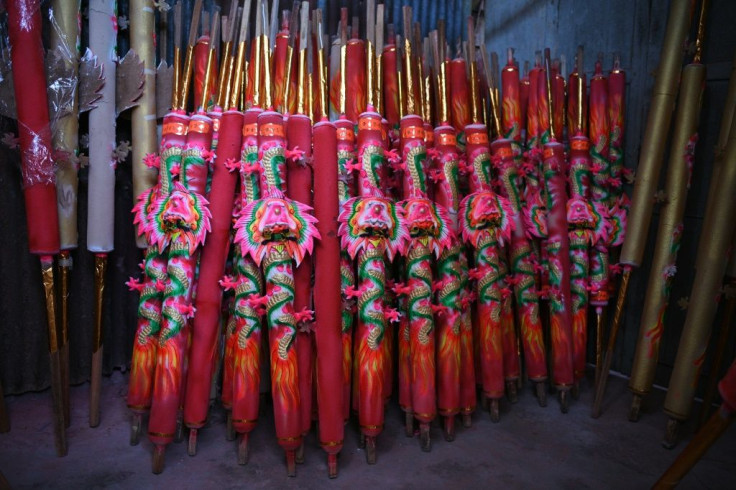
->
[460,190,514,248]
[338,196,407,261]
[235,196,319,266]
[150,182,211,254]
[401,197,454,257]
[566,197,608,245]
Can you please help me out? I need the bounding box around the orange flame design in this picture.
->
[398,318,412,411]
[478,302,504,398]
[232,330,261,433]
[550,312,573,386]
[572,308,588,380]
[270,335,300,414]
[152,338,183,404]
[342,331,352,419]
[501,298,520,380]
[520,307,547,379]
[221,326,237,409]
[357,327,386,434]
[128,337,157,410]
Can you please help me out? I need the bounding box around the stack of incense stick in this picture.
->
[119,2,636,475]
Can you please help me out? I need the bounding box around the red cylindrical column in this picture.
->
[184,110,243,430]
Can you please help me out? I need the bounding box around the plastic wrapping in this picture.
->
[18,122,56,187]
[49,0,81,250]
[6,0,61,255]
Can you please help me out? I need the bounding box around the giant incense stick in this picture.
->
[541,48,574,412]
[286,2,316,462]
[131,0,159,248]
[185,5,245,456]
[7,0,65,456]
[312,9,344,477]
[594,0,695,417]
[87,0,118,430]
[398,6,453,450]
[662,33,736,457]
[49,0,80,427]
[147,1,210,474]
[498,47,548,405]
[628,27,707,422]
[127,1,187,446]
[429,30,464,439]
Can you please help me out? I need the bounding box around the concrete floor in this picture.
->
[0,372,734,489]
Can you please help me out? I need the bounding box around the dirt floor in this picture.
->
[0,371,734,489]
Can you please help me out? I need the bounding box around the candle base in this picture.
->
[366,435,377,464]
[237,433,249,465]
[187,428,198,456]
[535,381,548,407]
[629,394,643,422]
[662,418,681,450]
[130,413,142,446]
[443,416,455,442]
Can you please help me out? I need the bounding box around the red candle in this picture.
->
[286,113,314,437]
[449,58,470,136]
[501,54,522,147]
[346,39,367,122]
[8,0,60,255]
[542,142,574,389]
[382,45,401,128]
[312,119,344,468]
[184,109,243,431]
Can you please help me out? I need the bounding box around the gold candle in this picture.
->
[629,62,705,399]
[50,0,80,251]
[663,106,736,423]
[131,0,160,247]
[620,0,694,267]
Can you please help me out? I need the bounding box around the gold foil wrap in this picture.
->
[663,106,736,422]
[262,35,272,109]
[366,41,375,109]
[230,42,247,111]
[50,0,80,250]
[297,48,306,115]
[92,254,107,351]
[173,47,182,109]
[42,261,60,354]
[339,43,346,115]
[404,36,415,116]
[620,0,694,266]
[43,256,67,454]
[629,63,705,396]
[375,53,383,114]
[438,61,448,125]
[216,41,233,109]
[317,43,328,119]
[468,61,479,124]
[283,45,295,114]
[131,0,159,248]
[180,44,196,110]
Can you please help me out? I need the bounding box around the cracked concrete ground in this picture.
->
[1,371,734,489]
